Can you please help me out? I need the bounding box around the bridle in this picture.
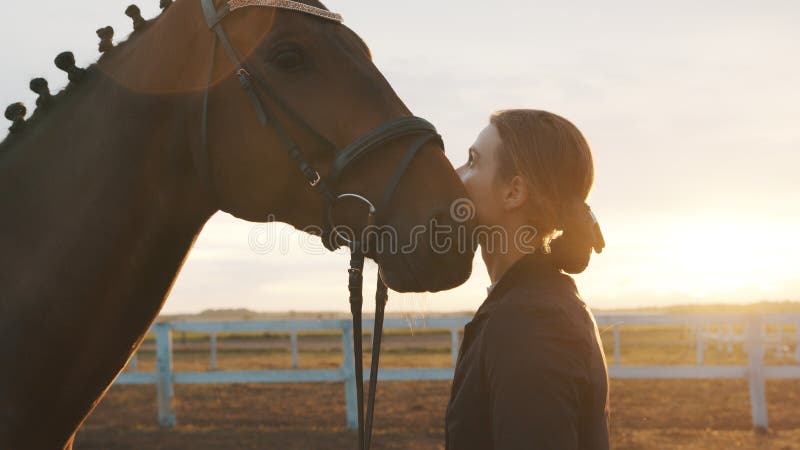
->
[198,1,443,448]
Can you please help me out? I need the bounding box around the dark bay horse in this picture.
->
[0,1,475,448]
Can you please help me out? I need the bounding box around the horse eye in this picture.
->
[272,49,304,70]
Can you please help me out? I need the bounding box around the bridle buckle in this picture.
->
[236,68,252,88]
[309,170,322,187]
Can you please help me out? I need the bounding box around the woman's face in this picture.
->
[456,124,506,227]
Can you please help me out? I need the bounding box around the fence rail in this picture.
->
[115,313,800,430]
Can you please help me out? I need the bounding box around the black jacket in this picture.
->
[445,251,610,449]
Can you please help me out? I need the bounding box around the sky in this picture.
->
[1,0,798,314]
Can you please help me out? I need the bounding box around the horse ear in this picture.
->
[55,52,86,83]
[5,103,27,134]
[126,5,147,31]
[160,0,173,10]
[30,78,52,109]
[97,26,115,54]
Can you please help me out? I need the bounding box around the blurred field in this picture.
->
[73,323,800,449]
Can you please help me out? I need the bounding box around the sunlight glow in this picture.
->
[605,215,799,303]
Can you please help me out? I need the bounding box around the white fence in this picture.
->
[115,313,800,430]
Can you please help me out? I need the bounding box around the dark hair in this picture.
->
[490,109,604,274]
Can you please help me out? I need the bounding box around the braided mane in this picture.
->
[0,0,336,151]
[0,1,179,152]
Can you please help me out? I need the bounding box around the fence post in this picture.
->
[726,324,734,354]
[451,329,460,367]
[796,321,800,363]
[696,324,704,365]
[746,315,768,430]
[341,321,357,430]
[210,331,217,370]
[291,331,299,369]
[613,324,621,366]
[156,323,176,427]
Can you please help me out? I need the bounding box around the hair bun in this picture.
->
[587,208,605,254]
[550,202,604,274]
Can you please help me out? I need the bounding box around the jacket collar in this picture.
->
[472,250,560,322]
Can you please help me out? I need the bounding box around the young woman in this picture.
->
[446,110,610,449]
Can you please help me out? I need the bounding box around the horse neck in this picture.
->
[0,2,216,445]
[0,13,215,306]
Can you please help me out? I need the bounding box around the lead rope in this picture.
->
[348,240,388,450]
[365,275,388,449]
[348,242,366,450]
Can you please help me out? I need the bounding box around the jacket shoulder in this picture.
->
[485,275,596,360]
[501,272,591,328]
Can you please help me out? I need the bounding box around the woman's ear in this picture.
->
[502,175,529,211]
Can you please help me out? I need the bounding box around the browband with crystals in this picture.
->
[227,0,344,23]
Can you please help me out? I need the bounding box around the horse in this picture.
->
[0,1,476,448]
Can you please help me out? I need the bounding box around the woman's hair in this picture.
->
[490,109,603,274]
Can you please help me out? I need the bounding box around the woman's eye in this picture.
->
[272,50,304,70]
